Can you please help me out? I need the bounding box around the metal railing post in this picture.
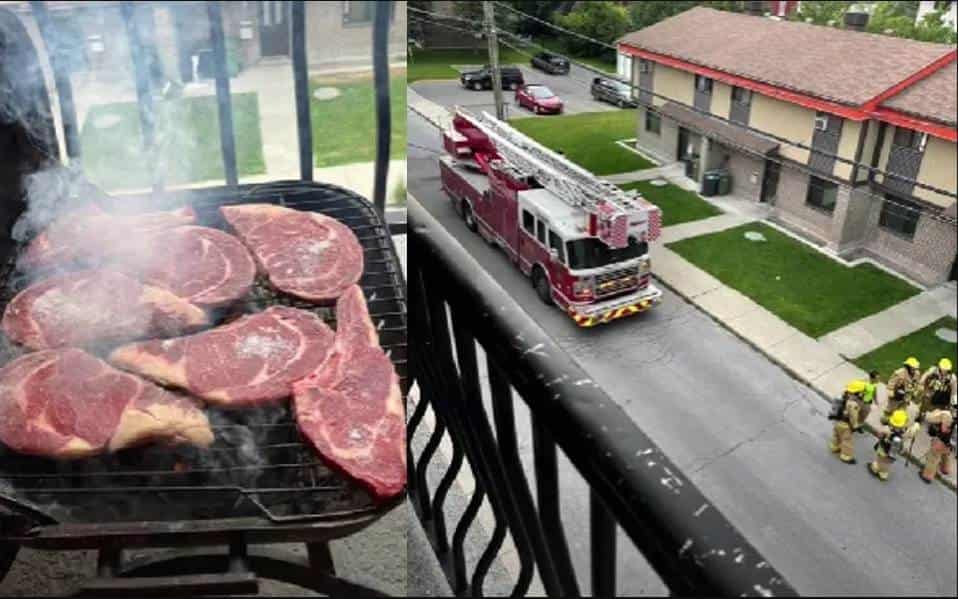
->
[207,0,238,187]
[120,1,162,193]
[28,1,80,163]
[371,0,392,216]
[290,0,313,182]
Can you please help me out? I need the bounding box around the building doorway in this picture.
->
[677,127,701,181]
[950,255,957,282]
[259,1,291,57]
[760,159,780,204]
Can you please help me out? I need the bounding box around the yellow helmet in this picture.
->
[845,380,867,394]
[889,409,909,429]
[939,358,953,372]
[904,357,920,369]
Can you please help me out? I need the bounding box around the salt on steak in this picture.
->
[0,349,213,459]
[1,270,209,351]
[220,204,363,303]
[112,226,256,308]
[109,306,335,407]
[293,285,405,501]
[21,205,196,271]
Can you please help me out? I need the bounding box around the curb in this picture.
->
[652,271,957,492]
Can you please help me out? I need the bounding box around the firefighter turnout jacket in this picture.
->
[919,367,957,413]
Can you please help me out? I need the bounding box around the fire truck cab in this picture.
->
[439,109,662,327]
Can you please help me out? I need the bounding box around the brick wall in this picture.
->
[635,105,678,165]
[861,204,957,286]
[770,163,834,244]
[725,148,764,201]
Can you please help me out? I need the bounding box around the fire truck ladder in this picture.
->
[458,108,645,217]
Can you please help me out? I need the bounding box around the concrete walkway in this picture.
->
[603,161,684,184]
[820,285,958,359]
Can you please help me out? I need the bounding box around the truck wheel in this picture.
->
[618,99,626,108]
[472,81,482,91]
[532,268,553,305]
[461,201,478,232]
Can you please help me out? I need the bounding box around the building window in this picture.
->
[638,59,652,73]
[343,1,373,24]
[892,127,927,151]
[695,74,712,94]
[645,110,661,135]
[879,194,920,239]
[805,175,839,213]
[536,219,546,245]
[731,86,751,105]
[522,210,535,234]
[548,230,565,263]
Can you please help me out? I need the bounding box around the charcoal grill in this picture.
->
[0,1,405,595]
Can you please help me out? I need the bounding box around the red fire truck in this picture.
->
[439,108,663,327]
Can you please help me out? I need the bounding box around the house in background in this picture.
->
[619,7,957,286]
[917,0,957,31]
[7,1,407,86]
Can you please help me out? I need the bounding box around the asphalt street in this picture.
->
[411,64,619,119]
[408,109,957,597]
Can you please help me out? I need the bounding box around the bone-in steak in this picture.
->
[220,204,363,303]
[113,226,256,308]
[293,285,405,501]
[1,270,209,351]
[109,306,335,407]
[0,349,213,459]
[21,205,196,271]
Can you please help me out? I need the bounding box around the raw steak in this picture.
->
[21,205,196,271]
[0,349,213,459]
[1,270,209,351]
[293,285,405,501]
[220,204,363,303]
[109,306,335,407]
[112,226,256,308]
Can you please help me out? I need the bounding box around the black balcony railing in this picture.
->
[408,197,797,597]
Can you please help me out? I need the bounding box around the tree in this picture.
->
[553,1,631,57]
[629,1,698,30]
[792,1,853,26]
[868,2,958,43]
[498,1,569,35]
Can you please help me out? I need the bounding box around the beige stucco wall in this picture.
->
[652,64,694,108]
[834,119,863,181]
[856,121,879,184]
[913,136,958,208]
[750,94,815,163]
[711,81,732,120]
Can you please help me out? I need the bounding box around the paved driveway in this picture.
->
[411,64,619,119]
[407,109,958,597]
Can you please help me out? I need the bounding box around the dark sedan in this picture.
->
[530,51,570,75]
[590,77,637,108]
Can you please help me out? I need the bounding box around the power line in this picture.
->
[410,13,956,225]
[492,1,617,50]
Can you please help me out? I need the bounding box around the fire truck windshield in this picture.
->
[566,237,648,270]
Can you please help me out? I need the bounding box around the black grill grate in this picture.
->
[0,180,406,526]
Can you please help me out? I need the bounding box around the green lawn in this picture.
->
[667,222,921,338]
[854,317,957,379]
[510,111,654,175]
[81,93,265,190]
[309,69,407,168]
[619,180,722,227]
[408,47,527,83]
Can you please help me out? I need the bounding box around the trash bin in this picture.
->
[701,170,721,197]
[717,171,733,195]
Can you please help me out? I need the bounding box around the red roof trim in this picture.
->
[862,51,957,112]
[870,107,958,142]
[618,44,869,120]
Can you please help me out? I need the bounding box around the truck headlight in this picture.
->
[572,277,594,298]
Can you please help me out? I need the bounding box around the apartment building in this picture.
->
[619,7,957,286]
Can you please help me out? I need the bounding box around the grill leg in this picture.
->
[0,542,19,584]
[306,542,335,576]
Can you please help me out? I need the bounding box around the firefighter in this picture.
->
[918,386,955,484]
[883,357,921,425]
[867,408,911,482]
[919,358,956,415]
[829,380,864,464]
[854,370,881,433]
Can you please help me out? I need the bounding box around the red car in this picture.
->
[515,84,563,115]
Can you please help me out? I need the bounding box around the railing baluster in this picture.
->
[29,1,81,162]
[431,435,465,555]
[206,1,238,187]
[531,419,581,597]
[590,491,617,598]
[290,0,312,181]
[451,486,485,595]
[371,0,391,217]
[120,1,161,192]
[471,513,507,598]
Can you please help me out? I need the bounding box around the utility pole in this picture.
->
[483,1,505,120]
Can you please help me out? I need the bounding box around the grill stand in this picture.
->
[66,541,387,597]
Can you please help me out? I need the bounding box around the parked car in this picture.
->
[460,65,524,91]
[590,77,637,108]
[515,84,563,115]
[530,51,570,75]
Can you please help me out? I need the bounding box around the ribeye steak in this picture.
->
[112,226,256,308]
[2,270,209,351]
[109,306,335,407]
[21,205,196,271]
[0,349,213,459]
[293,285,405,501]
[220,204,363,303]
